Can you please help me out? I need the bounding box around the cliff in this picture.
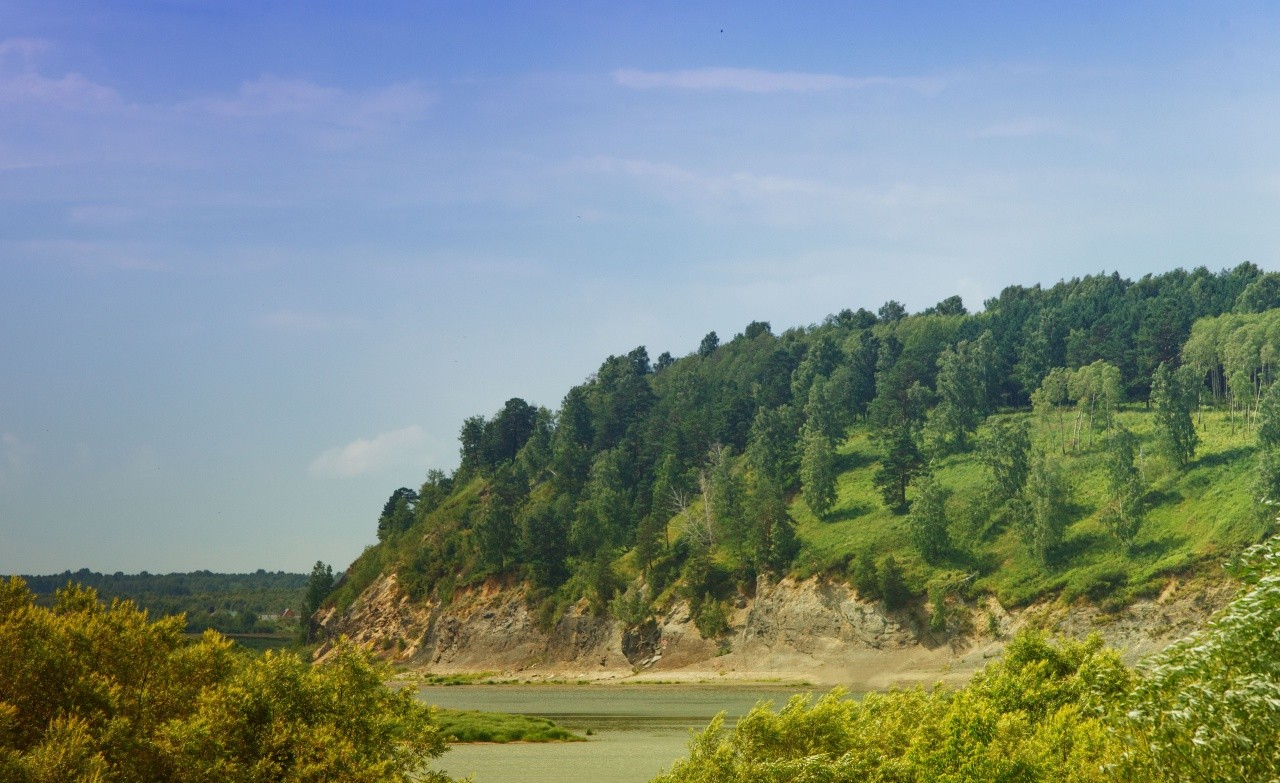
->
[315,573,1233,688]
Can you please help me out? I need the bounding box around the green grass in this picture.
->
[791,408,1267,609]
[431,709,585,743]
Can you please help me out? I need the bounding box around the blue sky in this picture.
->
[3,1,1280,574]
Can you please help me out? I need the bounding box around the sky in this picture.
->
[3,1,1280,575]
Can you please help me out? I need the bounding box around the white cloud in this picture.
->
[309,426,429,479]
[0,38,121,111]
[613,67,944,94]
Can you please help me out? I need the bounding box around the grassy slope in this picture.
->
[791,408,1264,609]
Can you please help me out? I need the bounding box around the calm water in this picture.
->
[418,683,820,783]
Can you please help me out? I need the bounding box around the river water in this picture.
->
[418,683,820,783]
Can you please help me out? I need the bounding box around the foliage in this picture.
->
[977,416,1031,505]
[301,560,335,642]
[1100,427,1146,550]
[907,470,950,562]
[1021,451,1071,563]
[1149,362,1199,468]
[431,709,583,743]
[850,551,879,600]
[653,631,1128,783]
[655,534,1280,783]
[878,555,910,610]
[1121,536,1280,782]
[693,594,730,639]
[0,578,454,783]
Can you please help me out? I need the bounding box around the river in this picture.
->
[418,683,821,783]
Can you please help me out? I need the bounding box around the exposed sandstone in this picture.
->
[316,572,1233,687]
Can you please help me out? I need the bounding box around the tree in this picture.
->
[302,561,335,642]
[977,418,1031,506]
[481,397,538,466]
[1150,362,1198,469]
[550,386,593,494]
[1101,427,1145,550]
[908,471,950,562]
[698,331,720,357]
[851,551,879,600]
[879,555,910,610]
[924,334,995,456]
[457,415,487,476]
[570,449,630,556]
[1020,453,1070,563]
[925,294,967,317]
[519,498,569,588]
[878,300,907,323]
[1253,381,1280,519]
[745,467,799,574]
[699,443,741,551]
[416,469,453,519]
[1031,367,1073,454]
[475,463,525,570]
[800,425,837,518]
[799,380,838,518]
[376,487,417,541]
[1068,360,1124,448]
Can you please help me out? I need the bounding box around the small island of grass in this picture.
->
[432,708,586,743]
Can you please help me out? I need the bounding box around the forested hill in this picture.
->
[326,264,1280,629]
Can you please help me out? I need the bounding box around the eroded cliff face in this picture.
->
[315,572,1233,687]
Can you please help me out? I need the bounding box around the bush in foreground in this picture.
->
[655,536,1280,783]
[0,578,454,783]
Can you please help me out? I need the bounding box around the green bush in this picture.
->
[0,578,456,783]
[431,709,584,743]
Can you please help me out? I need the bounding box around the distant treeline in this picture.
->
[18,568,307,634]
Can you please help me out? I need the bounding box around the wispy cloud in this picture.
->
[571,156,959,218]
[181,75,435,139]
[308,426,428,479]
[258,309,364,334]
[10,239,170,272]
[613,67,944,94]
[0,37,121,111]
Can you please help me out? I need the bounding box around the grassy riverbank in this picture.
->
[433,709,585,743]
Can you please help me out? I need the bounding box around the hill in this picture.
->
[315,264,1280,677]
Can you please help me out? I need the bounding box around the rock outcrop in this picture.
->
[316,571,1234,687]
